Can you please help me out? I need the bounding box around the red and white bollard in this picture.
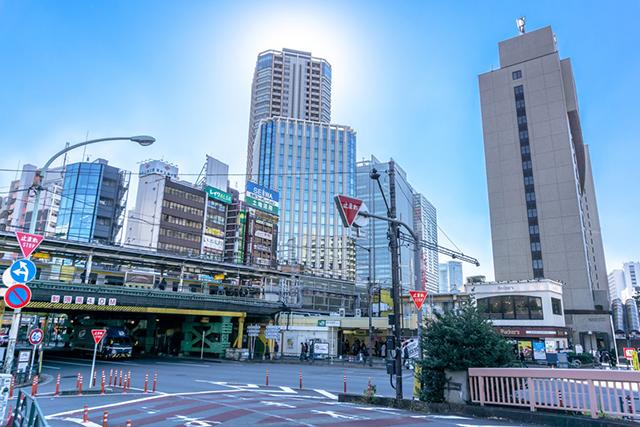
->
[31,375,39,396]
[102,410,108,427]
[125,420,132,427]
[77,374,83,395]
[152,371,157,392]
[55,373,61,396]
[109,369,113,387]
[83,405,89,423]
[265,368,269,386]
[9,376,15,398]
[143,373,148,393]
[101,372,106,395]
[299,370,303,390]
[119,370,123,387]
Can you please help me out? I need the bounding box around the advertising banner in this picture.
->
[246,181,280,215]
[532,341,546,360]
[204,185,232,204]
[203,235,225,252]
[255,230,272,240]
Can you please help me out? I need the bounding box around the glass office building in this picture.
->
[56,159,128,243]
[252,117,356,280]
[355,156,437,293]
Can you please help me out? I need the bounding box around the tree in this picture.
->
[418,304,514,402]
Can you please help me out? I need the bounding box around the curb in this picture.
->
[338,393,637,427]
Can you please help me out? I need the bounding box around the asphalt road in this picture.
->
[12,355,537,426]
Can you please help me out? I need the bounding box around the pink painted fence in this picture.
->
[468,367,640,420]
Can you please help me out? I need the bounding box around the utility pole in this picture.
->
[388,160,403,402]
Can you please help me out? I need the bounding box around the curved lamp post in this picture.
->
[28,135,155,234]
[3,136,154,375]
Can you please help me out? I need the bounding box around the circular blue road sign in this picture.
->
[9,258,37,283]
[5,283,32,309]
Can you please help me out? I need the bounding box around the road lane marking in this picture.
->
[314,389,338,400]
[45,389,243,418]
[56,418,101,426]
[42,365,61,370]
[155,361,211,367]
[260,401,296,408]
[46,357,142,366]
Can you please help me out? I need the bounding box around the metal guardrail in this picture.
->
[469,367,640,420]
[11,391,49,427]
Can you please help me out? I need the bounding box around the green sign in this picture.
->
[246,195,279,215]
[317,320,326,327]
[204,185,232,204]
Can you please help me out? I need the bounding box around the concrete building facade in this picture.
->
[479,25,611,351]
[609,262,640,302]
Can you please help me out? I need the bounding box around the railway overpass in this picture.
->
[0,230,362,357]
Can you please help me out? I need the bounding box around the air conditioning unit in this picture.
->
[355,309,362,317]
[339,308,346,317]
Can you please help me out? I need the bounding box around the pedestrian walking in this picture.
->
[309,341,315,363]
[300,342,305,361]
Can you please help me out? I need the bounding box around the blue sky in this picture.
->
[1,1,638,280]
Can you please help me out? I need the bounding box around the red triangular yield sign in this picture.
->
[91,329,107,344]
[409,290,428,310]
[334,195,363,227]
[15,232,44,258]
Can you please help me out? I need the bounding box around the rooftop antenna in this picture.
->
[516,17,526,34]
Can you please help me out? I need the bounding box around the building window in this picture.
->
[552,298,562,315]
[478,295,544,320]
[512,70,522,80]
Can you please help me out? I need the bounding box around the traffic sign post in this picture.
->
[4,284,32,310]
[89,330,107,388]
[9,259,37,284]
[27,328,43,380]
[3,233,42,375]
[15,232,44,259]
[409,290,428,310]
[334,195,363,228]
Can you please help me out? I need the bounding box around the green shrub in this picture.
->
[417,304,514,402]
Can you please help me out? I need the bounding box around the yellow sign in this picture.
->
[32,252,50,260]
[413,363,422,399]
[214,273,225,281]
[206,227,224,237]
[632,350,639,371]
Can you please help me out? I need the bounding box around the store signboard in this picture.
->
[206,227,225,237]
[255,230,272,240]
[245,196,279,215]
[246,181,279,215]
[204,185,232,204]
[203,235,225,252]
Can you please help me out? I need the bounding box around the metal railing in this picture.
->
[11,391,49,427]
[469,367,640,420]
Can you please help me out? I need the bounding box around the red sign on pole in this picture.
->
[409,290,428,310]
[624,347,635,361]
[91,329,107,344]
[4,284,32,310]
[15,232,44,258]
[334,195,363,227]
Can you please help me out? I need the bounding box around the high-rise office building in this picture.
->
[55,159,129,244]
[246,48,332,176]
[355,156,437,293]
[252,117,356,280]
[439,261,463,293]
[608,262,640,301]
[413,193,439,293]
[479,25,610,350]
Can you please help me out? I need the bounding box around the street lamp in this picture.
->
[3,135,155,375]
[28,135,155,234]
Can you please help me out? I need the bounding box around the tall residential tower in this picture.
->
[246,49,332,176]
[479,25,610,351]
